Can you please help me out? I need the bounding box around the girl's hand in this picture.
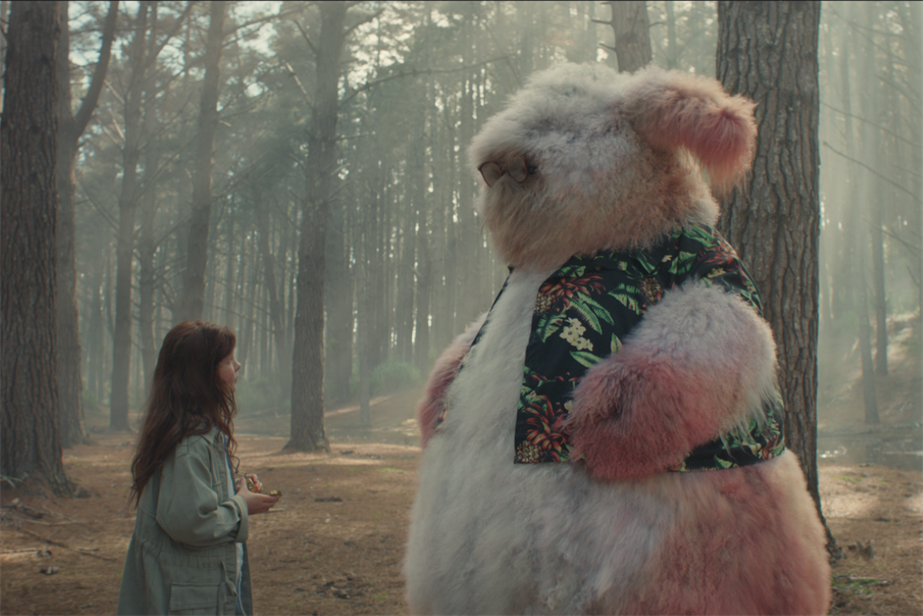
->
[236,473,263,494]
[235,479,280,515]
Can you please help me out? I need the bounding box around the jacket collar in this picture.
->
[201,424,229,448]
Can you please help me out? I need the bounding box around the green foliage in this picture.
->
[235,376,289,415]
[831,575,883,597]
[350,359,421,399]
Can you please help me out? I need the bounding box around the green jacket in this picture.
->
[117,427,252,615]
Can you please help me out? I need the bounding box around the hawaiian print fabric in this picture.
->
[448,224,784,471]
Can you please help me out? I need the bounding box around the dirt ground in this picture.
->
[2,384,921,615]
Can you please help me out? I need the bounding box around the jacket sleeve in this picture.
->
[155,437,249,548]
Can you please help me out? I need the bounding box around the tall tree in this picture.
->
[597,1,652,72]
[55,0,119,446]
[1,0,73,495]
[175,0,227,324]
[109,2,190,429]
[715,1,838,557]
[109,1,153,430]
[287,1,376,451]
[287,1,347,452]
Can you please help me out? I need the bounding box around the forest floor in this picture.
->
[1,316,920,615]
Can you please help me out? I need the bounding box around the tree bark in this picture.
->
[255,195,292,394]
[137,141,161,396]
[600,1,652,73]
[846,0,881,425]
[325,191,353,405]
[0,1,8,93]
[175,0,226,324]
[412,118,432,373]
[716,0,838,559]
[109,1,152,430]
[870,204,888,376]
[288,1,349,452]
[1,0,73,495]
[396,196,416,363]
[54,0,118,446]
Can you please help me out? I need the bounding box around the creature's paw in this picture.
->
[416,313,487,448]
[567,283,777,480]
[567,353,712,480]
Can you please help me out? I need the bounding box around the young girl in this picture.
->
[117,321,279,615]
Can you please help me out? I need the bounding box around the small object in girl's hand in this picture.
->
[245,476,260,493]
[268,490,282,497]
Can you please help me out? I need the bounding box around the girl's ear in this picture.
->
[623,67,757,192]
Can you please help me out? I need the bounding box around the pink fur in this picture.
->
[567,283,777,480]
[615,456,831,615]
[568,356,728,479]
[416,315,486,448]
[623,66,757,192]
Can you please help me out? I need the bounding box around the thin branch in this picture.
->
[822,141,919,200]
[339,56,511,107]
[344,8,384,37]
[290,17,317,56]
[73,0,120,136]
[282,61,313,109]
[876,72,921,114]
[144,2,195,72]
[908,266,921,290]
[77,183,120,233]
[878,226,921,258]
[223,7,301,38]
[820,102,920,149]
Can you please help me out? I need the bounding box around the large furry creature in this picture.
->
[404,63,831,615]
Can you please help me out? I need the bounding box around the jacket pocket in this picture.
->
[168,582,221,615]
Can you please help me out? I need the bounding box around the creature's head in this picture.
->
[469,63,756,270]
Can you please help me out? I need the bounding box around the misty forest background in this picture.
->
[1,0,920,501]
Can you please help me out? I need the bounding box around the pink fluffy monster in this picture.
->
[403,63,831,615]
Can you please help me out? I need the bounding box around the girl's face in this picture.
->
[218,353,241,392]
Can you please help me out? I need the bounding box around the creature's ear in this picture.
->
[623,67,757,191]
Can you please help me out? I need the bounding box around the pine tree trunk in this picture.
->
[109,2,152,430]
[176,0,225,324]
[857,260,880,424]
[86,251,105,404]
[1,0,73,495]
[605,1,652,73]
[255,196,292,393]
[223,214,236,324]
[138,143,161,396]
[870,205,888,376]
[396,197,416,363]
[55,97,86,447]
[288,2,349,452]
[412,121,432,372]
[54,0,117,446]
[325,194,352,405]
[716,0,837,558]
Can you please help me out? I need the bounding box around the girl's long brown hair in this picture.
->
[129,321,238,506]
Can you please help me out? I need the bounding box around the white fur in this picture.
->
[468,64,720,269]
[405,268,675,614]
[406,62,829,615]
[619,281,779,435]
[404,266,823,614]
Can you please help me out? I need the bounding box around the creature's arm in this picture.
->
[417,313,487,448]
[567,282,777,480]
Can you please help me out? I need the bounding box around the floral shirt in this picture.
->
[459,224,785,472]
